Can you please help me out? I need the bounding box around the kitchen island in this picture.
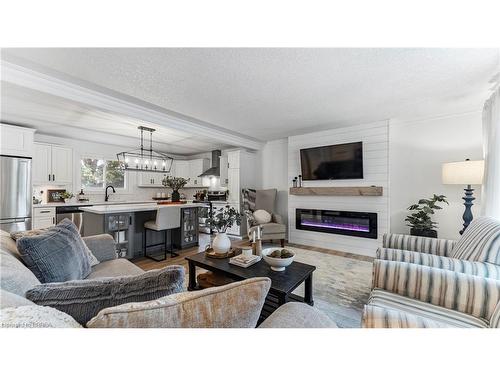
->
[81,202,204,259]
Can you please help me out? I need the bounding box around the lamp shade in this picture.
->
[442,160,484,185]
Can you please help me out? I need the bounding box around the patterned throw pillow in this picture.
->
[244,210,257,227]
[449,217,500,265]
[26,265,185,325]
[11,225,99,267]
[16,219,92,283]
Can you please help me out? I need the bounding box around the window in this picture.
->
[81,158,126,189]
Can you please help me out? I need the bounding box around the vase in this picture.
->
[171,190,180,202]
[213,232,231,254]
[410,228,438,238]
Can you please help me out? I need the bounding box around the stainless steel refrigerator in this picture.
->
[0,155,32,232]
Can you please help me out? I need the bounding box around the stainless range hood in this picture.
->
[198,150,222,177]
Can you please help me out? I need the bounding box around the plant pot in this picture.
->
[410,228,438,238]
[171,190,180,202]
[213,232,231,254]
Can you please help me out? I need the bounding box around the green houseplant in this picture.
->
[205,205,242,254]
[60,191,74,203]
[162,176,190,202]
[405,194,448,238]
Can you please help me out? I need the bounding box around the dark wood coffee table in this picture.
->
[186,252,316,323]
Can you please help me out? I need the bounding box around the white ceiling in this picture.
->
[2,48,499,142]
[0,82,231,155]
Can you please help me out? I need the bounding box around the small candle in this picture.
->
[252,231,256,242]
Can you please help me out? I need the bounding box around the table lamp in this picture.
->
[442,159,485,234]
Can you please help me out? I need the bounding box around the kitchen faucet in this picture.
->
[105,185,116,202]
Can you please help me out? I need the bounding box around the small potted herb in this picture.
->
[205,205,242,253]
[405,194,448,238]
[162,176,190,202]
[60,191,74,203]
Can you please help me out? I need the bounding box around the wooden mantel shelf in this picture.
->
[289,186,383,197]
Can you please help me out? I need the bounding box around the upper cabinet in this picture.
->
[227,151,240,169]
[138,160,175,187]
[0,124,35,158]
[174,160,190,182]
[33,143,73,185]
[137,158,209,188]
[188,158,210,187]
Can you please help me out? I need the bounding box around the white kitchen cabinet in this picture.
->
[33,143,52,184]
[0,123,35,158]
[227,168,240,203]
[138,171,171,187]
[33,207,56,229]
[33,143,73,185]
[51,146,73,184]
[219,155,228,187]
[188,158,209,187]
[174,160,190,180]
[224,150,257,237]
[227,151,240,169]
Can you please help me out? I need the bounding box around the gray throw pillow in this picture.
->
[16,219,92,283]
[11,226,100,267]
[25,265,185,325]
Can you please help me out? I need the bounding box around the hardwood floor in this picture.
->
[132,233,249,271]
[132,233,374,271]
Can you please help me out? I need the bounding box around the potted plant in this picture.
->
[205,205,242,253]
[60,191,74,203]
[162,176,190,202]
[405,194,448,238]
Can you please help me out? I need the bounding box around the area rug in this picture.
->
[286,246,373,328]
[185,246,373,328]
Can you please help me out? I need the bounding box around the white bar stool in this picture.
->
[143,206,181,261]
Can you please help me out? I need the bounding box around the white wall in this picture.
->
[287,121,389,257]
[389,111,483,240]
[259,138,289,232]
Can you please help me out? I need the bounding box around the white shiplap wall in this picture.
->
[288,121,389,257]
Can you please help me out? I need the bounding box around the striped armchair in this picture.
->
[377,217,500,279]
[362,260,500,328]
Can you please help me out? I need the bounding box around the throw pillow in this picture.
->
[16,219,92,283]
[86,277,271,328]
[449,217,500,265]
[1,289,36,308]
[0,305,81,328]
[26,265,185,325]
[11,226,100,267]
[253,209,272,224]
[244,210,257,227]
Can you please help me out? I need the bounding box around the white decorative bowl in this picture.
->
[262,247,295,271]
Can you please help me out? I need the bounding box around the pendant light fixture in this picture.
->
[117,126,174,173]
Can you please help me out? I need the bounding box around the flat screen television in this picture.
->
[300,141,363,180]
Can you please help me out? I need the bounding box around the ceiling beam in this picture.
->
[1,59,264,150]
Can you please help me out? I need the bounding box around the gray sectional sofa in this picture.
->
[0,229,335,328]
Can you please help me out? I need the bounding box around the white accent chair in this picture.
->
[143,206,181,261]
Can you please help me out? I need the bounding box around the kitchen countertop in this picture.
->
[33,200,167,208]
[80,202,205,214]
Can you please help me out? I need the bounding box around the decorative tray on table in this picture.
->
[204,246,236,258]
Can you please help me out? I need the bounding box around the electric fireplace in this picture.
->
[296,209,377,239]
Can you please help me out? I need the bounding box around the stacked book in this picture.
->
[229,254,261,268]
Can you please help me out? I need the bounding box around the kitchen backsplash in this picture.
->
[33,185,224,204]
